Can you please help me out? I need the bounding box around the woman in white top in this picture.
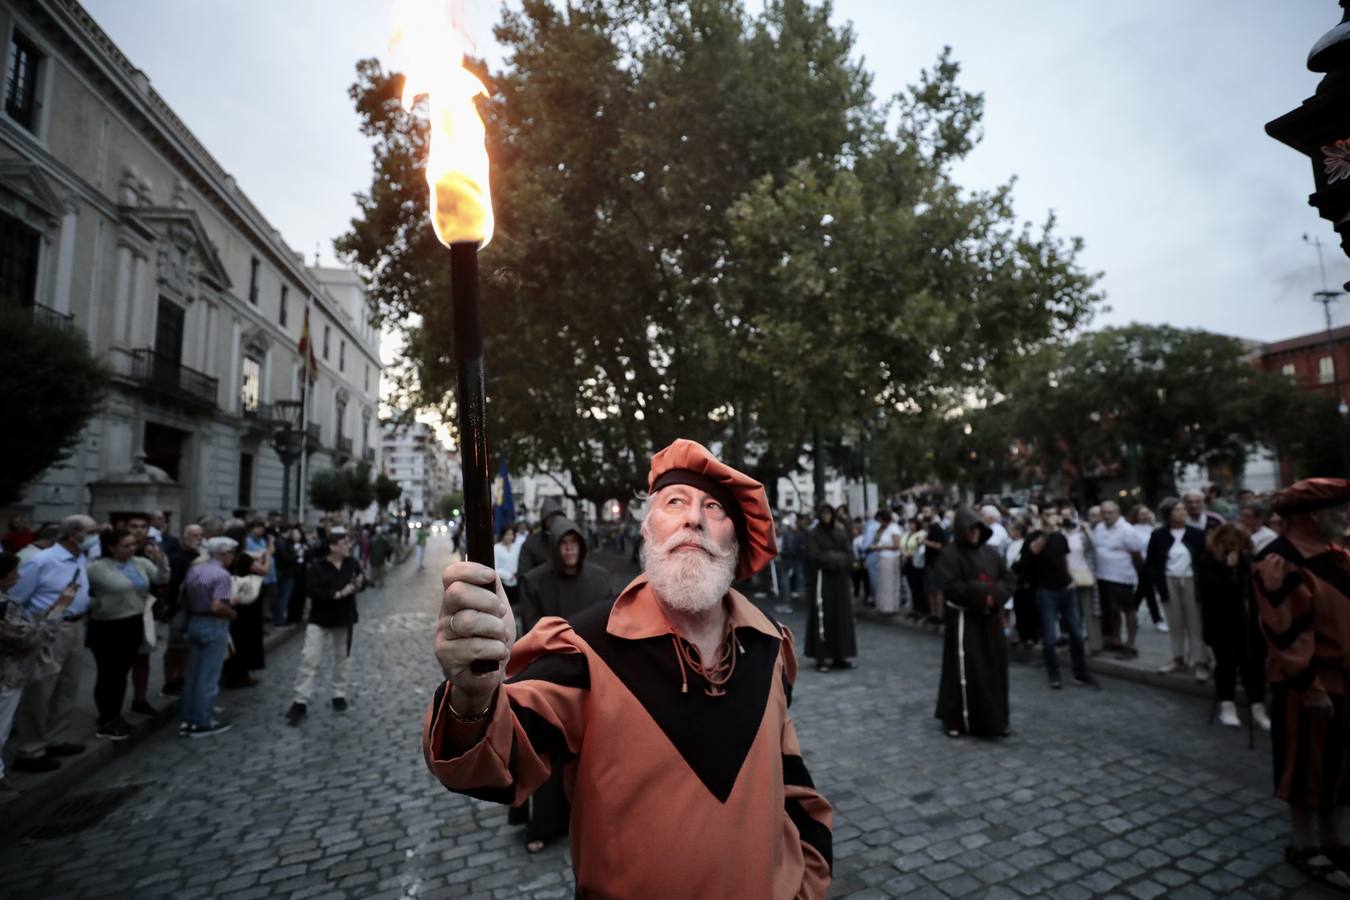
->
[870,510,903,614]
[1145,499,1208,680]
[495,526,520,609]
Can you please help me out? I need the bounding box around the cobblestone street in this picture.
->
[0,537,1334,898]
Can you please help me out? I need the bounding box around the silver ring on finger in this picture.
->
[447,611,460,637]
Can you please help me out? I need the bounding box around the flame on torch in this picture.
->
[391,0,494,248]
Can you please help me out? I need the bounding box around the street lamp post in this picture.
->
[271,400,305,522]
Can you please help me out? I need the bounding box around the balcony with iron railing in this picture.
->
[31,302,74,331]
[128,349,218,413]
[362,446,375,463]
[336,435,353,458]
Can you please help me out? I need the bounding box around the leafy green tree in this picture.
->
[0,307,107,504]
[343,461,376,514]
[997,325,1322,503]
[374,472,403,511]
[337,0,1100,504]
[308,468,348,514]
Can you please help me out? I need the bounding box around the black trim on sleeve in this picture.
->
[1257,573,1308,611]
[786,797,833,871]
[1258,537,1305,567]
[1286,665,1318,693]
[506,651,590,690]
[1268,612,1314,651]
[510,697,576,762]
[782,754,814,789]
[1304,554,1350,603]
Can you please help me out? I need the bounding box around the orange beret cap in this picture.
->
[648,439,778,580]
[1271,477,1350,515]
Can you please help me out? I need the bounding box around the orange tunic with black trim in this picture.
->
[422,576,833,899]
[1256,527,1350,702]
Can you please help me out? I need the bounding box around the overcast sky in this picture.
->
[84,0,1350,345]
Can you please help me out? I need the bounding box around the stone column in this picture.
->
[204,303,217,376]
[196,298,210,371]
[85,219,106,347]
[112,243,133,344]
[51,198,80,314]
[228,318,242,414]
[127,252,148,348]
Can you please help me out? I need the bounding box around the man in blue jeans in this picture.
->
[1019,512,1100,691]
[179,537,238,737]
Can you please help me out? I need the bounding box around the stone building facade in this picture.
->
[0,0,381,527]
[380,422,459,519]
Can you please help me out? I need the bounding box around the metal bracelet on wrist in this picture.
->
[446,686,493,723]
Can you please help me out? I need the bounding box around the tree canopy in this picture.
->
[0,308,106,505]
[337,0,1101,506]
[876,324,1340,505]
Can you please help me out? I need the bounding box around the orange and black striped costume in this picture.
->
[1255,523,1350,811]
[423,575,833,898]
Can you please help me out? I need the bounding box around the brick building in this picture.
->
[1255,323,1350,409]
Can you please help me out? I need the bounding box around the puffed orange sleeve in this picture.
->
[1255,553,1323,702]
[423,616,589,806]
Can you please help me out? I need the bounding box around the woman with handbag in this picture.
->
[86,529,168,740]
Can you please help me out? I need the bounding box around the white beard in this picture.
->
[644,529,738,614]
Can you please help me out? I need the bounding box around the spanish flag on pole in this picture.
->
[298,298,319,383]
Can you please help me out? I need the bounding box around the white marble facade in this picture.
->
[0,0,381,527]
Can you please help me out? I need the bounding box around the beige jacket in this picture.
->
[87,555,169,620]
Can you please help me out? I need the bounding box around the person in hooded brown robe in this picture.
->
[804,504,857,672]
[934,507,1013,738]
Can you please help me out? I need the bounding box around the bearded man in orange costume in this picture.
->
[424,439,832,898]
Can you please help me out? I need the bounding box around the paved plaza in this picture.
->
[0,537,1335,899]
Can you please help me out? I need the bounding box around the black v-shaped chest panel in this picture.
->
[568,601,781,803]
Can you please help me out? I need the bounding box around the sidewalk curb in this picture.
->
[853,606,1215,700]
[1,623,305,842]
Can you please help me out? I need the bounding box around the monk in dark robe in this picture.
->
[934,507,1013,738]
[805,504,858,672]
[511,515,614,851]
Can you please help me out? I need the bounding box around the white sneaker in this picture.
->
[1251,702,1272,732]
[1157,660,1184,675]
[1195,664,1211,683]
[1156,620,1169,633]
[1218,701,1241,727]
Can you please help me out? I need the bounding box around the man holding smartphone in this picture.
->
[287,528,365,725]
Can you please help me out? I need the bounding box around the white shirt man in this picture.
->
[979,505,1010,555]
[1092,506,1144,587]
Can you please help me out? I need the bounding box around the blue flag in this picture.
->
[493,452,515,536]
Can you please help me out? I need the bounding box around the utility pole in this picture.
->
[1304,234,1349,471]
